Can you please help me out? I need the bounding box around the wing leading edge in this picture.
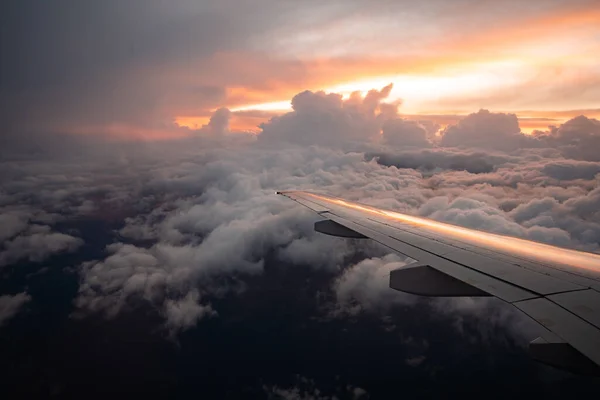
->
[278,190,600,375]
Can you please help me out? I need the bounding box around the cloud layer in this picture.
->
[2,84,600,340]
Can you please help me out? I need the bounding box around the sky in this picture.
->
[1,0,599,138]
[2,1,600,398]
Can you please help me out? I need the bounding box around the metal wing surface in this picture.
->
[278,190,600,374]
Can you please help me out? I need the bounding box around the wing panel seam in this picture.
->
[328,214,542,301]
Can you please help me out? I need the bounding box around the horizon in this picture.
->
[2,0,599,141]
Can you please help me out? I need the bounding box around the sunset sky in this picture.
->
[2,0,599,138]
[4,2,600,396]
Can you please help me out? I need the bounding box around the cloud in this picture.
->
[536,115,600,161]
[419,196,574,247]
[259,85,396,146]
[2,0,599,148]
[541,159,600,180]
[1,0,325,134]
[0,292,31,327]
[163,289,216,333]
[74,145,382,330]
[368,148,513,174]
[439,109,539,151]
[0,130,592,333]
[431,297,542,345]
[333,254,414,316]
[264,375,368,400]
[0,226,83,267]
[0,213,29,242]
[381,118,431,147]
[405,355,426,367]
[205,107,232,135]
[3,83,600,335]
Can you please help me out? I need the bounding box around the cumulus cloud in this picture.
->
[73,145,382,331]
[368,148,512,174]
[541,160,600,180]
[419,196,574,247]
[259,84,397,146]
[0,226,83,267]
[381,118,431,147]
[333,254,414,316]
[205,107,232,135]
[0,292,31,327]
[536,115,600,161]
[440,109,538,151]
[163,289,216,333]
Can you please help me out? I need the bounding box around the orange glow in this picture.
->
[173,111,596,135]
[174,116,211,130]
[222,4,600,115]
[163,4,600,140]
[71,123,192,140]
[303,192,600,277]
[517,119,562,134]
[174,113,270,133]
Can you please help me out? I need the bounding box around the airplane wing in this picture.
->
[278,190,600,375]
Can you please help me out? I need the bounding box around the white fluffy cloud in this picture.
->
[333,254,414,316]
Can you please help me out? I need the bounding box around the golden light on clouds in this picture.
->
[172,1,600,134]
